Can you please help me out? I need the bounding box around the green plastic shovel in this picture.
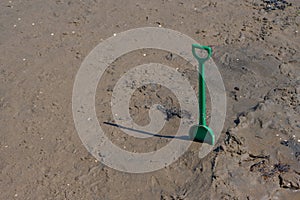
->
[189,44,215,145]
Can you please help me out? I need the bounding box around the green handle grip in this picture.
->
[192,44,212,64]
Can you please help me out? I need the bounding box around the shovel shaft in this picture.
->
[199,63,206,126]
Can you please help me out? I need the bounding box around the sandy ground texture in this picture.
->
[1,0,300,199]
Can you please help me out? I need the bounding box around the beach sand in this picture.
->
[0,0,299,199]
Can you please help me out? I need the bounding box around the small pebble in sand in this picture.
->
[143,53,147,57]
[40,137,43,140]
[22,58,26,61]
[276,134,279,137]
[71,31,75,34]
[9,1,12,3]
[298,139,300,143]
[13,24,17,28]
[14,194,18,197]
[176,68,179,71]
[113,33,117,36]
[158,24,162,28]
[87,117,92,121]
[94,160,98,163]
[4,145,8,148]
[32,23,35,26]
[292,135,295,138]
[67,184,70,186]
[50,33,54,36]
[236,58,240,61]
[18,18,21,21]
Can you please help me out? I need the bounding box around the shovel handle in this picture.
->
[192,44,212,126]
[192,44,212,65]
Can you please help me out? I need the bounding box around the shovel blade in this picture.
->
[189,125,215,145]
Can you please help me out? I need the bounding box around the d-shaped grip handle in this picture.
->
[192,44,212,64]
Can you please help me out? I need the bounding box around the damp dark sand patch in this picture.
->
[207,45,300,199]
